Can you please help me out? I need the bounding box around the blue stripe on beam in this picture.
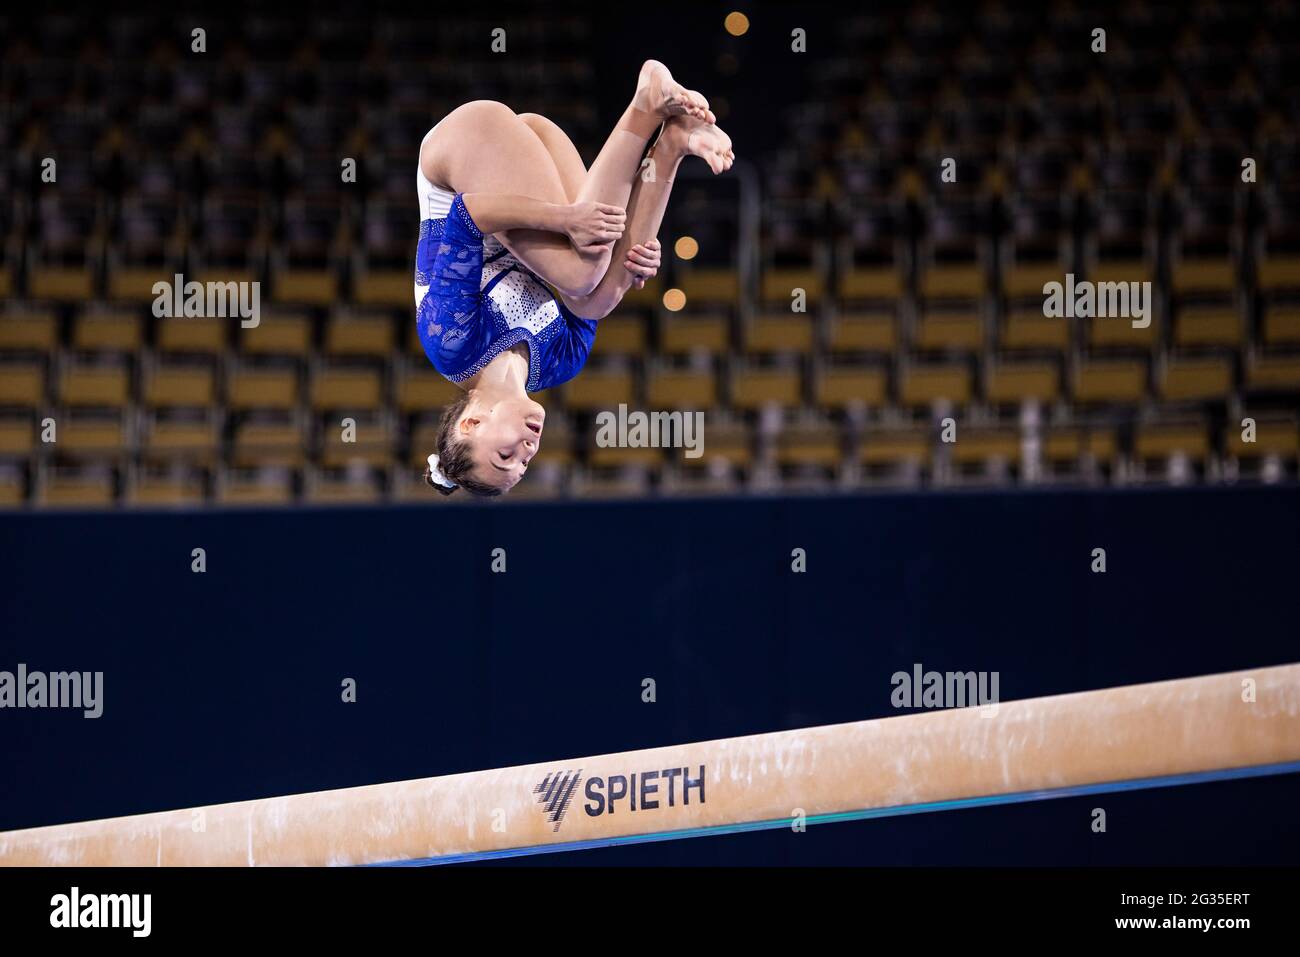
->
[372,760,1300,867]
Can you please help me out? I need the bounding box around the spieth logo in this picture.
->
[534,770,584,832]
[535,765,708,832]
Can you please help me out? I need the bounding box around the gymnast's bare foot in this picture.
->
[662,115,735,174]
[634,59,712,123]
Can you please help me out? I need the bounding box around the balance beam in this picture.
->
[3,664,1299,866]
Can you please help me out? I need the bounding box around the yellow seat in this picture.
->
[859,429,930,466]
[564,369,635,411]
[306,479,383,505]
[1073,361,1146,403]
[218,474,294,506]
[1002,312,1069,351]
[1263,308,1300,346]
[1257,256,1300,292]
[950,430,1020,465]
[675,422,752,468]
[919,263,984,300]
[0,311,58,351]
[760,268,824,305]
[40,474,115,507]
[589,316,646,357]
[986,362,1060,403]
[1226,419,1298,458]
[321,423,393,468]
[660,313,730,354]
[129,477,206,507]
[1043,429,1118,462]
[748,313,815,354]
[1248,356,1300,390]
[227,369,299,410]
[353,271,412,307]
[60,366,130,408]
[0,364,45,407]
[900,364,972,406]
[243,315,312,357]
[29,267,95,301]
[646,369,717,409]
[107,268,167,302]
[396,370,461,412]
[731,367,802,409]
[1160,358,1233,401]
[1088,315,1158,348]
[1090,260,1154,286]
[0,418,34,455]
[144,420,219,463]
[273,270,338,306]
[678,268,739,306]
[157,317,227,355]
[1002,262,1064,299]
[196,269,257,289]
[816,366,887,408]
[145,365,216,408]
[828,314,897,354]
[74,313,144,352]
[311,369,384,411]
[1176,308,1242,348]
[325,318,394,358]
[589,444,665,468]
[839,266,903,301]
[916,312,983,352]
[1170,258,1236,295]
[232,422,305,466]
[776,426,842,468]
[61,418,127,455]
[1135,424,1210,459]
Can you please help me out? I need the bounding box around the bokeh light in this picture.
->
[724,12,750,37]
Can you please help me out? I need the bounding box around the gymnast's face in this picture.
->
[457,394,545,491]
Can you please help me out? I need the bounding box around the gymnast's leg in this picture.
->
[516,112,587,202]
[422,61,710,298]
[562,114,734,320]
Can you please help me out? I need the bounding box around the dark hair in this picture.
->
[423,391,504,498]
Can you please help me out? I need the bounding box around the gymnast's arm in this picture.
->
[460,193,626,250]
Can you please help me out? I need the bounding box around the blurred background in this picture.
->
[1,0,1298,506]
[2,1,1299,868]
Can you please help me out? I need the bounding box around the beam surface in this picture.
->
[3,664,1298,866]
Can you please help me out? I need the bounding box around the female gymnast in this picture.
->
[414,60,734,496]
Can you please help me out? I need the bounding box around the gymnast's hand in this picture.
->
[564,201,626,250]
[624,238,661,288]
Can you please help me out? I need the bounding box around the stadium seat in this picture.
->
[900,363,972,406]
[731,365,802,410]
[1160,358,1233,401]
[1073,361,1147,403]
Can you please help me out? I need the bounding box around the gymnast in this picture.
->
[414,60,734,496]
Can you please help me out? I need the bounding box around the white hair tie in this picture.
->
[427,453,457,490]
